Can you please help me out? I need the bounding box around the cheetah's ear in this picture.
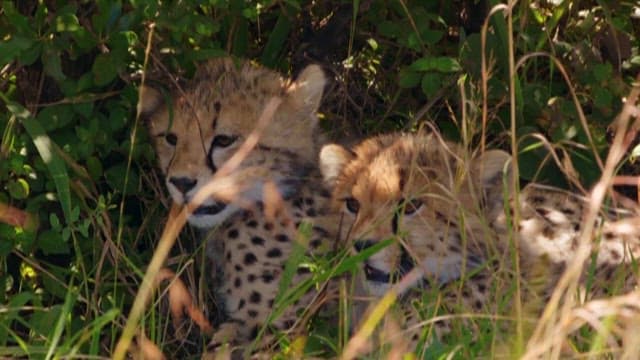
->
[137,85,164,121]
[287,65,326,113]
[476,150,511,186]
[474,150,513,204]
[319,144,355,188]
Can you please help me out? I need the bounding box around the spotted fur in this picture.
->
[140,58,342,358]
[320,132,640,352]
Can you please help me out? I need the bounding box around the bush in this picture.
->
[1,0,638,358]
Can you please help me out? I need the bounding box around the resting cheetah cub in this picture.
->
[139,58,342,356]
[320,132,640,350]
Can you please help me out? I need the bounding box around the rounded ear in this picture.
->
[286,65,326,113]
[137,85,164,119]
[475,150,511,187]
[319,144,355,188]
[473,150,513,205]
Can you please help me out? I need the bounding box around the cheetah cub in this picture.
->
[139,58,342,357]
[320,132,640,352]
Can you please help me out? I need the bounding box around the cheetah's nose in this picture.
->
[353,239,376,252]
[169,177,197,195]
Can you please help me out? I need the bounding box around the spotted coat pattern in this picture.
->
[319,132,640,352]
[140,58,343,358]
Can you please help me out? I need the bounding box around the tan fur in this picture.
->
[321,133,497,295]
[140,57,327,227]
[142,58,342,358]
[320,132,640,351]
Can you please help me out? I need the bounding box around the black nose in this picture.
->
[353,239,376,252]
[169,177,197,194]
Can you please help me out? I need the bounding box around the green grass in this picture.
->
[2,0,640,359]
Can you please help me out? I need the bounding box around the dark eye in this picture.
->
[401,198,423,215]
[164,132,177,146]
[212,134,237,148]
[344,197,360,214]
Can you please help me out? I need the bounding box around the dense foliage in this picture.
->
[1,0,639,358]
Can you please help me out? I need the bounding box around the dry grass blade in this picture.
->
[114,93,283,359]
[155,268,213,337]
[114,203,186,360]
[132,332,166,360]
[480,2,508,154]
[522,74,640,359]
[189,96,283,210]
[341,268,424,360]
[0,202,35,229]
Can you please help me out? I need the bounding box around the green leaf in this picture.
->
[92,53,118,86]
[421,72,443,97]
[593,88,613,111]
[29,305,62,338]
[19,42,42,65]
[45,285,78,359]
[72,102,94,119]
[260,10,292,68]
[1,1,34,36]
[50,213,61,229]
[55,13,81,32]
[407,33,423,52]
[593,63,612,83]
[0,234,13,257]
[398,68,421,88]
[4,102,72,224]
[105,163,138,194]
[78,220,90,237]
[421,29,444,45]
[42,47,66,82]
[0,291,34,344]
[37,105,74,132]
[0,36,35,65]
[231,17,249,56]
[93,1,122,33]
[7,178,29,200]
[38,230,70,255]
[71,28,97,51]
[62,227,71,242]
[86,156,103,180]
[410,57,461,73]
[62,308,119,353]
[378,20,401,38]
[70,206,80,223]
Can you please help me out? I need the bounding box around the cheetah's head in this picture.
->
[320,133,510,296]
[139,58,326,228]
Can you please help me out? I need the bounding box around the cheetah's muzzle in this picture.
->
[364,249,415,284]
[193,202,227,216]
[364,263,392,283]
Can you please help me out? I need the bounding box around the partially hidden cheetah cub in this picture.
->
[139,58,343,357]
[319,131,640,353]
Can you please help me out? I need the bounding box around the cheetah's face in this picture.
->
[320,133,509,296]
[139,58,325,228]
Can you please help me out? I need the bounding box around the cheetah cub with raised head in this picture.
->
[320,131,640,352]
[139,58,342,357]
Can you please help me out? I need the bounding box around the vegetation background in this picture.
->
[1,0,639,358]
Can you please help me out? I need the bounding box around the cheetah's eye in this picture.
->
[344,197,360,214]
[163,132,178,146]
[401,198,423,215]
[212,134,237,148]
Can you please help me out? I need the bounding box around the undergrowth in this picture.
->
[1,0,640,359]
